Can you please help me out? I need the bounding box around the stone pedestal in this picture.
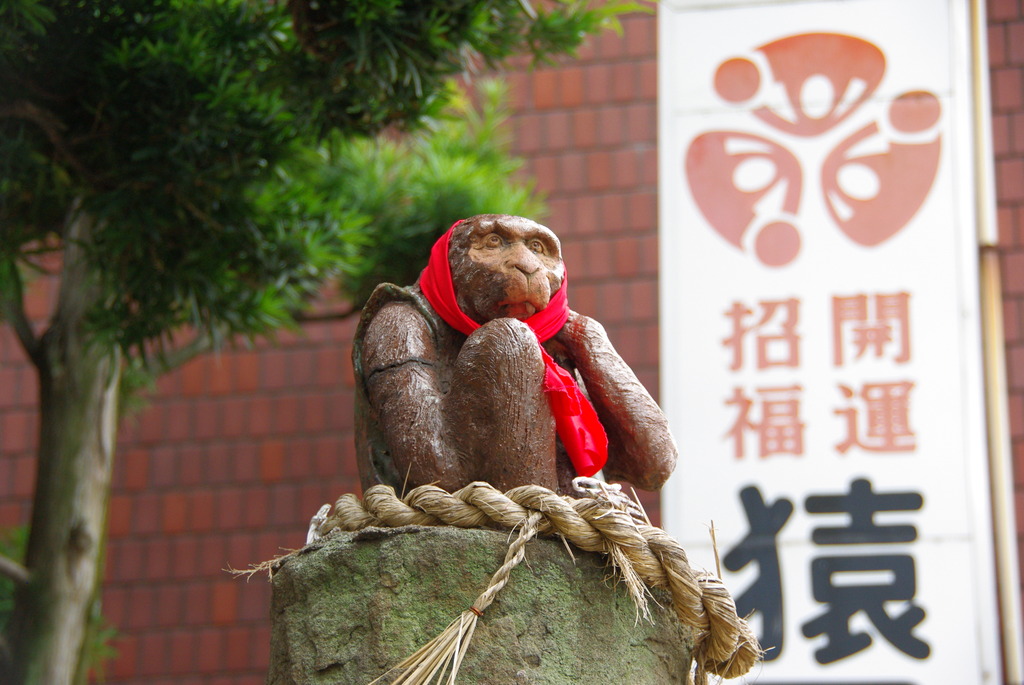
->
[267,525,693,684]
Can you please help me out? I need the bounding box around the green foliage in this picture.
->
[0,0,638,357]
[0,527,28,634]
[319,78,545,306]
[283,0,648,135]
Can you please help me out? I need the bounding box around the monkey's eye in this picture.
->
[483,233,503,248]
[528,239,545,254]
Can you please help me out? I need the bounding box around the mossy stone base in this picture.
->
[267,525,692,684]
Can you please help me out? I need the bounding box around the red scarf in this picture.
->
[419,221,608,477]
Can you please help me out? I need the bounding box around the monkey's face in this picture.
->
[449,215,565,322]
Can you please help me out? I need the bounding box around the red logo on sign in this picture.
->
[686,33,942,267]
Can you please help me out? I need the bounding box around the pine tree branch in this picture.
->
[0,553,30,585]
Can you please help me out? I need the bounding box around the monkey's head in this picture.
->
[448,215,565,322]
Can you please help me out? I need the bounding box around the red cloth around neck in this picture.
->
[419,220,608,478]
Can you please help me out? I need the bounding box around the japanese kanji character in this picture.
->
[723,298,801,371]
[806,478,922,545]
[802,554,930,663]
[833,292,911,367]
[725,385,805,458]
[724,486,794,660]
[835,381,916,453]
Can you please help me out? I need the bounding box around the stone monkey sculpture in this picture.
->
[353,215,677,495]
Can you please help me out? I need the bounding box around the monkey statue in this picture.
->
[353,215,677,495]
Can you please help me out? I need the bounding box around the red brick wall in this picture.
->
[1,4,1021,683]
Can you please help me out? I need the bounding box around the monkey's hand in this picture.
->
[550,310,677,491]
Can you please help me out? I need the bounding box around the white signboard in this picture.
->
[658,0,1003,682]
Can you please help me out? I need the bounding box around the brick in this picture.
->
[628,191,658,232]
[639,59,657,100]
[168,630,196,675]
[217,487,246,529]
[145,538,173,580]
[990,24,1007,68]
[108,634,138,680]
[560,67,585,108]
[610,148,637,189]
[624,14,656,59]
[172,537,200,579]
[571,109,599,149]
[207,443,234,484]
[1004,251,1024,294]
[261,350,289,390]
[126,586,156,629]
[259,440,286,483]
[559,152,588,193]
[0,367,20,409]
[195,627,224,671]
[136,633,168,677]
[1006,298,1023,343]
[133,492,163,535]
[989,0,1020,22]
[181,357,207,396]
[533,69,559,109]
[162,492,188,535]
[155,583,185,626]
[108,495,133,538]
[269,484,300,523]
[225,626,250,670]
[211,580,239,625]
[2,410,33,453]
[11,455,34,497]
[993,67,1024,111]
[543,111,572,150]
[208,355,234,395]
[247,396,273,436]
[626,103,657,143]
[221,398,248,438]
[505,70,532,111]
[272,395,301,434]
[571,195,602,236]
[594,26,626,60]
[235,351,260,392]
[136,403,164,443]
[587,150,613,191]
[164,401,193,441]
[120,448,149,491]
[313,345,343,388]
[531,155,559,193]
[584,64,613,106]
[611,62,636,102]
[597,193,629,233]
[149,445,178,488]
[232,443,259,483]
[116,541,147,582]
[299,394,328,433]
[1009,346,1024,394]
[512,112,543,154]
[0,459,11,499]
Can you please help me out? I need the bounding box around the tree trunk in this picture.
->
[4,208,122,685]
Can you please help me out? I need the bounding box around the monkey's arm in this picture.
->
[551,311,678,490]
[361,302,465,491]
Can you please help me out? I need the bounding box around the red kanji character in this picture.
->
[723,298,801,371]
[834,381,916,453]
[833,293,911,367]
[726,385,805,458]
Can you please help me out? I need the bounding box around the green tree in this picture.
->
[0,1,639,682]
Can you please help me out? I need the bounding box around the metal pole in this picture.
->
[971,0,1024,680]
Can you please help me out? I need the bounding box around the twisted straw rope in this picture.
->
[320,481,761,682]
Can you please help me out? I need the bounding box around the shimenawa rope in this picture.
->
[312,480,761,684]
